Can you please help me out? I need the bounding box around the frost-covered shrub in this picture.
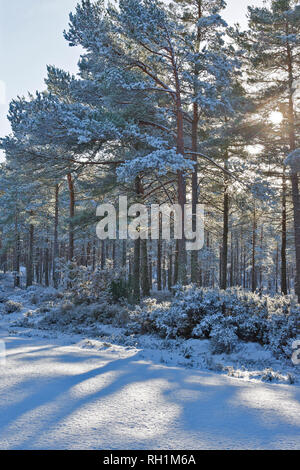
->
[58,261,128,304]
[137,285,299,358]
[267,313,298,359]
[210,325,239,354]
[38,299,129,330]
[85,302,128,324]
[41,287,64,302]
[192,313,224,338]
[27,286,63,305]
[5,300,22,314]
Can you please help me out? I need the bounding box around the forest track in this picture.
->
[0,328,299,450]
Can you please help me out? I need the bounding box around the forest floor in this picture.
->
[0,277,300,449]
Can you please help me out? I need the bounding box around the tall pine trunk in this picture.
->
[14,210,20,288]
[191,1,202,284]
[221,155,229,290]
[141,239,150,297]
[157,214,162,291]
[281,172,288,295]
[252,207,257,292]
[53,184,59,288]
[26,218,34,288]
[287,34,300,302]
[67,173,75,261]
[132,176,143,302]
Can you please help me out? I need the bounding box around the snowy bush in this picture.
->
[267,314,298,359]
[210,325,239,354]
[27,286,63,305]
[38,300,129,330]
[137,286,299,358]
[5,300,22,314]
[58,261,128,304]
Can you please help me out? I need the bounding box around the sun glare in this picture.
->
[269,111,283,125]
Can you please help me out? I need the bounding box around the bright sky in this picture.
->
[0,0,265,162]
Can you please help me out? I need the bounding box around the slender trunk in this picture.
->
[122,240,127,268]
[191,103,199,283]
[172,49,187,284]
[128,255,133,291]
[101,241,106,270]
[53,184,59,288]
[67,173,75,261]
[275,243,279,294]
[86,242,91,267]
[26,219,34,288]
[133,176,143,302]
[92,242,96,271]
[44,239,49,287]
[243,244,246,289]
[259,226,263,290]
[173,239,179,286]
[177,170,186,284]
[157,214,162,291]
[287,33,300,302]
[235,235,240,286]
[221,158,229,290]
[252,208,257,292]
[133,238,141,302]
[14,211,20,288]
[168,248,173,291]
[148,239,153,291]
[35,247,40,284]
[281,172,287,295]
[291,173,300,301]
[230,233,234,288]
[141,239,150,297]
[163,254,167,290]
[191,3,202,283]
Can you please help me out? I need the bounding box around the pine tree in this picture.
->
[240,0,300,300]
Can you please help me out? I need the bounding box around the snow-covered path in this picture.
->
[0,329,299,450]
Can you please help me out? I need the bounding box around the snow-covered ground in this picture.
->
[1,327,300,450]
[0,278,300,450]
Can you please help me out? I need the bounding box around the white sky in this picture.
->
[0,0,265,162]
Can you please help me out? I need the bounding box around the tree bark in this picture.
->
[44,239,49,287]
[141,239,150,297]
[252,208,257,292]
[26,219,34,287]
[191,0,202,284]
[53,184,59,288]
[67,173,75,261]
[14,211,20,288]
[281,172,288,295]
[157,213,162,291]
[221,158,229,290]
[133,176,143,302]
[286,31,300,302]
